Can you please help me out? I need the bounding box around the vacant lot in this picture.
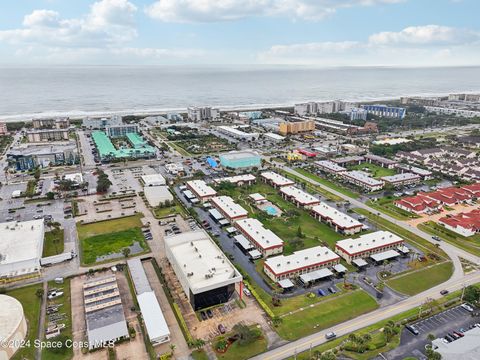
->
[366,198,419,221]
[42,228,65,257]
[276,290,379,341]
[387,262,454,295]
[8,284,43,360]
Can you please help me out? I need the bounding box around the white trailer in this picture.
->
[40,251,76,266]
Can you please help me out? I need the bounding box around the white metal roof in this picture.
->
[264,246,339,275]
[234,235,253,250]
[186,180,217,198]
[352,258,368,267]
[315,160,347,173]
[335,231,403,255]
[381,172,421,183]
[164,231,242,294]
[249,193,266,202]
[208,208,224,220]
[299,268,333,283]
[235,218,284,250]
[260,171,294,187]
[370,249,401,262]
[280,185,320,205]
[312,202,362,229]
[127,258,152,295]
[278,279,295,288]
[0,219,44,271]
[214,174,256,184]
[137,292,170,343]
[144,186,173,207]
[333,264,348,273]
[211,196,248,219]
[142,174,166,186]
[265,132,285,141]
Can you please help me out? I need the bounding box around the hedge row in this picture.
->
[243,280,275,318]
[172,302,194,344]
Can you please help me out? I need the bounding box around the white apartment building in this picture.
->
[187,106,220,121]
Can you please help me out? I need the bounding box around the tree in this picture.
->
[233,323,260,345]
[169,344,176,354]
[36,288,44,298]
[427,333,436,341]
[272,316,283,327]
[46,192,55,200]
[122,248,131,258]
[464,285,480,304]
[297,226,304,238]
[34,167,41,180]
[319,351,337,360]
[192,338,205,350]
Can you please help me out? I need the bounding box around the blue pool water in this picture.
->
[265,206,278,216]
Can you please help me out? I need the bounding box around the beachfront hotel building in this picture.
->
[279,185,321,208]
[260,171,295,188]
[311,203,363,235]
[335,231,405,264]
[360,104,406,119]
[26,129,69,142]
[187,106,219,121]
[263,246,340,283]
[235,218,284,257]
[186,180,217,202]
[210,196,248,223]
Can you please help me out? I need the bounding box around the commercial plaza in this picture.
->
[92,131,156,161]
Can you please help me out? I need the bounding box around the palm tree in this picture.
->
[169,344,176,355]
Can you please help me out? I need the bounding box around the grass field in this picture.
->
[366,198,419,221]
[77,214,148,265]
[8,284,43,360]
[153,202,186,218]
[42,279,73,360]
[419,221,480,257]
[387,261,453,295]
[42,229,65,257]
[293,167,360,199]
[191,350,209,360]
[218,182,344,254]
[214,327,268,360]
[353,208,448,259]
[276,290,379,341]
[349,163,396,179]
[166,141,192,156]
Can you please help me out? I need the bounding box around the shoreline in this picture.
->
[1,90,479,123]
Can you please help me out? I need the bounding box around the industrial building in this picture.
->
[279,185,321,208]
[213,174,256,186]
[7,143,79,170]
[186,180,217,202]
[342,171,384,192]
[219,150,261,169]
[164,231,242,310]
[432,325,480,359]
[83,275,129,349]
[82,115,123,129]
[127,259,170,345]
[235,218,284,257]
[91,131,156,161]
[0,219,44,279]
[360,104,406,119]
[263,246,340,283]
[311,203,363,235]
[0,295,27,360]
[144,186,174,207]
[261,171,295,188]
[217,125,259,140]
[141,174,167,187]
[335,231,405,264]
[187,106,219,121]
[26,129,69,142]
[211,196,248,223]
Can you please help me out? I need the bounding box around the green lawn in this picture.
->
[293,167,360,199]
[366,198,419,221]
[42,279,73,360]
[218,182,344,254]
[191,350,209,360]
[77,214,148,265]
[80,228,148,265]
[419,221,480,257]
[349,163,396,179]
[8,284,43,360]
[76,213,143,240]
[276,290,379,341]
[387,262,453,296]
[42,229,65,257]
[166,141,191,156]
[353,208,448,259]
[215,328,268,360]
[153,203,186,218]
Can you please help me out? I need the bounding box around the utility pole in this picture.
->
[461,283,466,302]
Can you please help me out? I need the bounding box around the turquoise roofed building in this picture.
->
[219,151,261,169]
[92,131,156,161]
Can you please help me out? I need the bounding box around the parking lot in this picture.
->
[383,304,480,360]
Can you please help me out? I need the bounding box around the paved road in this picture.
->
[252,271,480,360]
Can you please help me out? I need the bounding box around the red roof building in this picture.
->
[439,209,480,237]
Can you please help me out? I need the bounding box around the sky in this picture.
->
[0,0,479,66]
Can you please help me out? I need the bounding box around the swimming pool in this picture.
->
[265,206,279,216]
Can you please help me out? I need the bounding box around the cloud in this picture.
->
[369,25,480,46]
[146,0,404,23]
[258,25,480,66]
[0,0,138,47]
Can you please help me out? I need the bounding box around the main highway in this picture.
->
[252,164,480,360]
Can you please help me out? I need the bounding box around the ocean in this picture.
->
[1,65,480,121]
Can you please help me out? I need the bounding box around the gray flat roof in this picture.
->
[127,258,152,295]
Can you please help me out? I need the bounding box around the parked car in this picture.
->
[461,303,474,312]
[200,311,207,321]
[242,288,251,297]
[328,287,337,294]
[317,289,327,296]
[206,309,213,318]
[406,325,419,336]
[218,324,226,334]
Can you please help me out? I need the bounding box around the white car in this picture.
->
[461,303,474,312]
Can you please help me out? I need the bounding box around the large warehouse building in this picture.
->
[164,231,242,310]
[0,219,44,279]
[0,295,27,360]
